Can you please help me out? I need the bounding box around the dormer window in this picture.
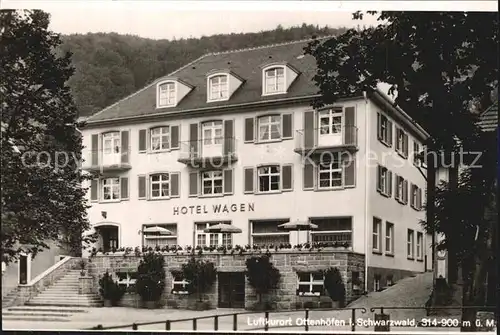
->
[157,81,176,107]
[264,67,285,94]
[208,74,229,101]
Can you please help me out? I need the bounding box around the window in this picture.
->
[208,75,228,101]
[352,271,361,290]
[201,171,223,195]
[410,184,422,210]
[372,217,382,252]
[318,159,342,189]
[377,113,392,146]
[374,275,381,292]
[102,178,120,201]
[258,165,280,192]
[396,127,409,158]
[251,220,290,246]
[171,271,189,294]
[142,224,177,248]
[195,222,232,248]
[416,232,423,260]
[413,141,421,165]
[385,222,394,255]
[264,67,285,94]
[407,229,415,259]
[310,217,352,246]
[150,173,170,199]
[319,108,342,135]
[102,132,120,155]
[202,121,223,145]
[377,165,392,197]
[297,272,324,296]
[158,82,176,107]
[386,275,394,287]
[258,115,281,141]
[395,175,408,204]
[116,271,137,293]
[150,126,170,151]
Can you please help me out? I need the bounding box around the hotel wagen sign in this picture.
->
[173,203,255,215]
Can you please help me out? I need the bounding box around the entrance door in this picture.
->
[218,272,245,308]
[318,109,343,147]
[19,255,28,285]
[100,226,119,252]
[202,121,223,158]
[102,132,121,165]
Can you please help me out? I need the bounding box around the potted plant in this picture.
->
[181,256,216,310]
[135,252,166,309]
[99,271,122,307]
[323,267,346,308]
[79,259,86,277]
[245,255,281,311]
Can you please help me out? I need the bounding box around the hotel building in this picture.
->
[81,39,431,304]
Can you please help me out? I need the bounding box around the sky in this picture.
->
[2,1,497,40]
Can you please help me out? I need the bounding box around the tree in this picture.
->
[245,255,281,310]
[181,257,216,304]
[305,11,497,330]
[135,252,166,304]
[0,10,93,262]
[323,268,346,307]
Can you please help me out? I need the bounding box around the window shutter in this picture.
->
[120,177,129,200]
[303,161,315,190]
[244,167,254,193]
[170,172,180,197]
[376,113,382,140]
[344,107,356,145]
[394,174,400,199]
[171,125,180,150]
[189,123,199,157]
[403,180,408,204]
[417,188,422,209]
[121,130,129,164]
[387,120,393,146]
[343,156,355,187]
[189,171,198,197]
[282,113,293,139]
[223,169,233,194]
[91,134,99,166]
[403,133,409,157]
[244,118,254,143]
[410,184,415,207]
[138,175,146,199]
[376,165,382,192]
[138,129,147,153]
[90,179,98,202]
[303,111,315,149]
[282,164,293,191]
[387,170,393,197]
[223,119,234,156]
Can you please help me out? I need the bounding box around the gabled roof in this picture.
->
[477,101,498,132]
[87,39,320,123]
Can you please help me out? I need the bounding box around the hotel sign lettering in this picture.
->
[173,203,255,215]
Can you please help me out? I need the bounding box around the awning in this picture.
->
[143,226,173,236]
[204,223,242,234]
[278,220,318,231]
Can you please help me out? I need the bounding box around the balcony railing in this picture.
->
[294,126,358,154]
[82,147,132,172]
[178,137,237,166]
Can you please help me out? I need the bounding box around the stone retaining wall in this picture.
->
[88,250,365,310]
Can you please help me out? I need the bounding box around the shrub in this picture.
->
[135,252,166,302]
[245,255,281,307]
[323,267,346,307]
[98,271,125,305]
[181,256,216,302]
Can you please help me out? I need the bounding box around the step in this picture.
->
[42,288,80,293]
[2,315,71,322]
[7,306,88,313]
[34,294,100,300]
[25,302,102,307]
[2,312,72,317]
[29,298,102,304]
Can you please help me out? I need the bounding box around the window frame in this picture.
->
[317,159,343,189]
[318,108,343,136]
[309,217,352,246]
[250,219,290,247]
[207,74,229,102]
[195,222,232,248]
[410,184,422,210]
[413,141,421,166]
[372,217,382,253]
[257,165,281,193]
[142,223,178,248]
[257,114,282,142]
[377,165,391,197]
[385,222,394,255]
[262,65,286,95]
[101,177,120,202]
[201,170,224,196]
[171,271,189,295]
[149,173,171,199]
[407,229,415,259]
[416,232,423,260]
[297,272,324,296]
[374,275,381,292]
[378,113,392,146]
[395,127,408,158]
[102,131,121,156]
[156,81,177,108]
[150,126,171,152]
[116,271,137,293]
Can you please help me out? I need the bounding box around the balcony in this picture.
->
[82,148,132,172]
[294,126,358,156]
[177,137,238,167]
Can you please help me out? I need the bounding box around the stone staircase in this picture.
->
[25,270,102,307]
[2,287,20,308]
[2,306,88,322]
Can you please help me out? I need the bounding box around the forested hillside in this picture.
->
[60,24,347,117]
